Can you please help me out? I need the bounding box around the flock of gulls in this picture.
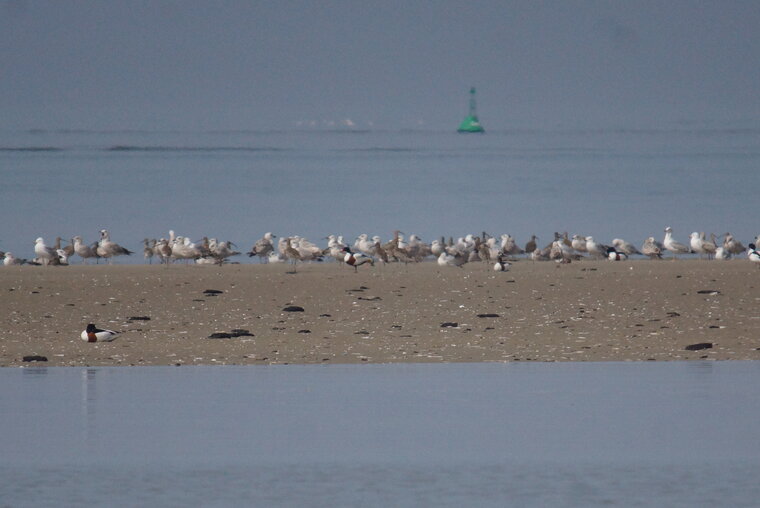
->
[3,227,760,270]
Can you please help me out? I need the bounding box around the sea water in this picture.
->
[1,125,759,262]
[2,362,760,507]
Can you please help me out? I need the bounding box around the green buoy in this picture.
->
[457,87,485,133]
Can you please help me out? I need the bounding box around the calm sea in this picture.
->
[1,125,759,261]
[2,362,760,507]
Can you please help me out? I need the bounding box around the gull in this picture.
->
[34,237,58,265]
[689,232,716,259]
[641,237,663,259]
[723,233,745,256]
[702,233,718,259]
[663,227,690,258]
[211,239,240,261]
[73,236,100,264]
[171,236,201,262]
[437,250,467,268]
[612,238,642,256]
[342,247,374,272]
[485,237,500,259]
[182,237,203,259]
[98,229,134,262]
[463,234,478,252]
[442,236,473,261]
[500,234,524,256]
[291,236,322,260]
[195,256,222,265]
[585,236,607,259]
[571,234,588,253]
[324,235,348,263]
[689,232,706,258]
[407,234,431,261]
[748,244,760,267]
[397,232,410,252]
[4,252,30,266]
[714,245,731,260]
[543,235,558,252]
[430,239,445,258]
[550,240,574,263]
[467,245,482,263]
[354,234,375,257]
[531,247,550,262]
[385,231,413,264]
[247,232,276,263]
[81,323,119,342]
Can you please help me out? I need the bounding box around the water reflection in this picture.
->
[81,368,98,442]
[3,362,760,507]
[21,367,48,377]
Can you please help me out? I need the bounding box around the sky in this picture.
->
[1,0,759,131]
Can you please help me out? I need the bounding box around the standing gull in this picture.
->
[585,236,607,259]
[34,237,59,265]
[73,236,100,264]
[723,233,745,256]
[247,232,276,263]
[210,239,240,262]
[689,232,716,259]
[641,237,663,259]
[702,233,718,259]
[550,240,575,264]
[324,235,348,263]
[663,227,690,258]
[97,230,133,263]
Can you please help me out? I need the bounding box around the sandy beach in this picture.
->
[1,259,759,367]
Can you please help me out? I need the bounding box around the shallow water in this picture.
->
[1,126,759,262]
[2,362,759,506]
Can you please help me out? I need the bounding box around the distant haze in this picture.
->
[2,1,758,131]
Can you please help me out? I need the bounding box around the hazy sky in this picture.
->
[2,0,759,130]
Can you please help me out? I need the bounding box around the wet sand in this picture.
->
[1,259,759,367]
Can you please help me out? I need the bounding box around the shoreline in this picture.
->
[2,260,759,367]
